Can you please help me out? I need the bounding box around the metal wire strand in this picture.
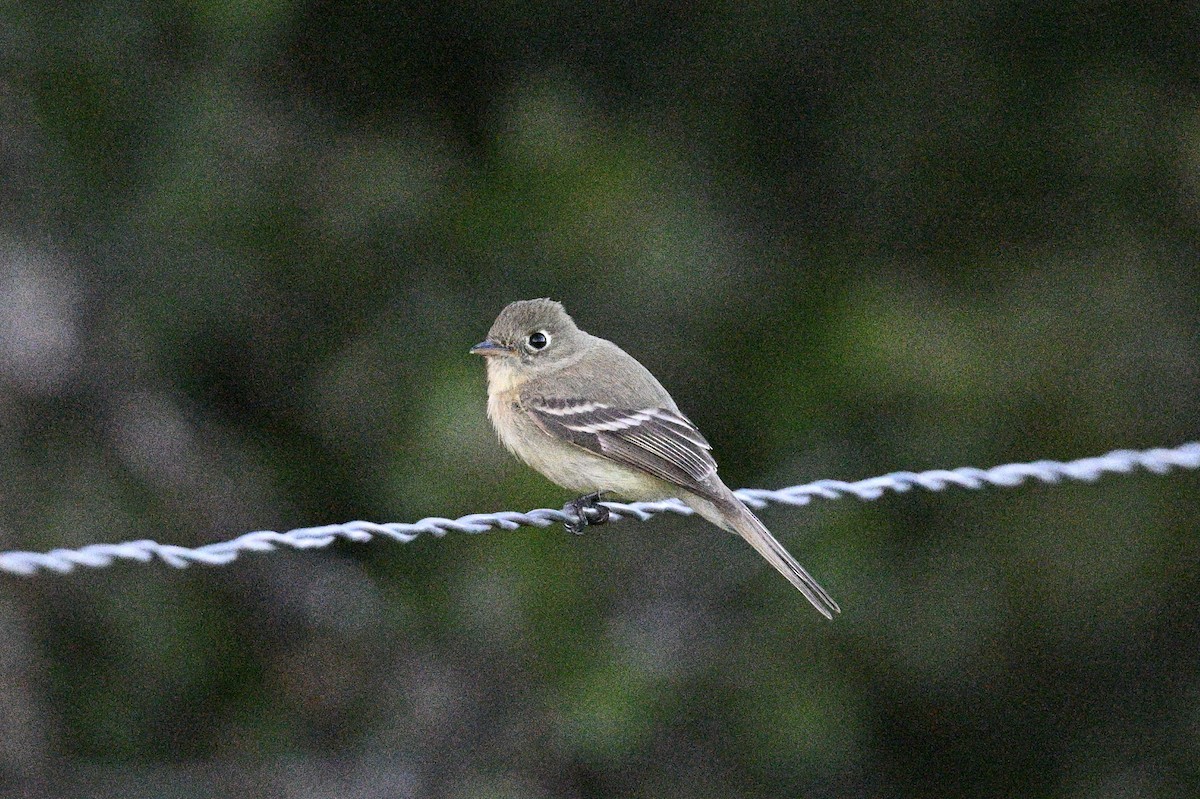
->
[2,442,1197,576]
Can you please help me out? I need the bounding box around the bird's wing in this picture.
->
[525,396,720,495]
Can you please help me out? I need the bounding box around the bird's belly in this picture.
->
[522,442,664,498]
[491,396,672,499]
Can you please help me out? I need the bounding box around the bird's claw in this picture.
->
[562,491,609,535]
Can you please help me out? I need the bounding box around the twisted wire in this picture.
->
[2,442,1197,576]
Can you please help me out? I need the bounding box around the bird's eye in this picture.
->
[527,331,550,351]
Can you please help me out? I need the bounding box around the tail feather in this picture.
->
[729,504,840,619]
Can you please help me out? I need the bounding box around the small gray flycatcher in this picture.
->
[471,298,839,619]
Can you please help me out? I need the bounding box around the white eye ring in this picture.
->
[526,330,550,351]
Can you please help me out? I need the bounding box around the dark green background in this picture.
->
[1,3,1198,797]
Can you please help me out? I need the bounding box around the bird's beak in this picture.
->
[470,339,516,357]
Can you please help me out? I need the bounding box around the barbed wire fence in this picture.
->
[1,442,1197,577]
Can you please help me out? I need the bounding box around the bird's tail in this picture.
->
[716,498,840,619]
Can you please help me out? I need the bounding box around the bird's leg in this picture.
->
[562,491,610,535]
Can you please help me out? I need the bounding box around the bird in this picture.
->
[470,298,839,619]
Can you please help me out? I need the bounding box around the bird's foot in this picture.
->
[562,491,609,535]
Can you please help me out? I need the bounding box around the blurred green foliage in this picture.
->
[0,2,1198,797]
